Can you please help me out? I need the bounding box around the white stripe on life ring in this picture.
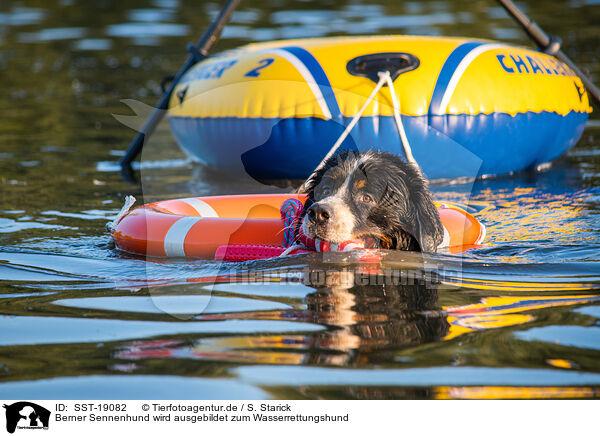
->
[438,225,450,249]
[266,48,333,120]
[164,216,202,257]
[475,222,486,245]
[180,198,218,217]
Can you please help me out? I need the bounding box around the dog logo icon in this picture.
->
[3,402,50,434]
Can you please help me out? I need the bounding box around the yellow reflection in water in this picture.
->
[190,335,307,365]
[444,295,600,340]
[468,188,593,250]
[545,358,579,369]
[442,277,598,292]
[434,386,600,399]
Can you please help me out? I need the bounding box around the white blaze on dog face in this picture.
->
[302,157,359,243]
[311,195,356,243]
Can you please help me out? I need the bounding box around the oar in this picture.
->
[119,0,242,183]
[497,0,600,106]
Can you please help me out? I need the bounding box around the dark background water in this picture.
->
[0,0,599,399]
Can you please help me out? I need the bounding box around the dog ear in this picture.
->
[410,189,444,252]
[381,156,444,253]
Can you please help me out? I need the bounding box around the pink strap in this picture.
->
[215,244,310,262]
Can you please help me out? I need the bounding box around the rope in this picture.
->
[299,70,418,193]
[382,71,417,165]
[298,72,388,193]
[106,195,136,233]
[280,197,303,247]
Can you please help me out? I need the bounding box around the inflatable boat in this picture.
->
[167,35,591,181]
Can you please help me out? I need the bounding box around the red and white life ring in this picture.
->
[110,194,485,259]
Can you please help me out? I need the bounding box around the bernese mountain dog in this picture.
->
[299,150,444,252]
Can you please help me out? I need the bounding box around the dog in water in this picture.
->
[299,150,444,252]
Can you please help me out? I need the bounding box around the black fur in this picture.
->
[299,150,443,252]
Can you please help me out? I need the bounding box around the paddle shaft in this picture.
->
[497,0,600,105]
[119,0,242,179]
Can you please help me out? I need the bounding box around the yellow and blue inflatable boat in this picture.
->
[168,35,591,180]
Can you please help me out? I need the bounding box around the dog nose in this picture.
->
[307,204,331,224]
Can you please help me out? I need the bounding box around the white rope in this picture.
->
[298,70,419,193]
[298,72,388,192]
[382,71,417,165]
[106,195,136,233]
[279,243,306,256]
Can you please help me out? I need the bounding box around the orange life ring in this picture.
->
[111,194,485,258]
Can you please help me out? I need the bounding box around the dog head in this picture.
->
[300,150,443,252]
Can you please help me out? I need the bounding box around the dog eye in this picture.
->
[361,194,374,204]
[320,187,331,196]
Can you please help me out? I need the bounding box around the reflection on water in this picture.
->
[1,249,599,399]
[433,385,600,400]
[1,0,600,399]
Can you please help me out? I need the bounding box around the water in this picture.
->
[1,0,599,400]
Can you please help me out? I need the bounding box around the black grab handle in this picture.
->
[346,52,420,84]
